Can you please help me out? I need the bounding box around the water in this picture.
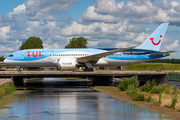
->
[0,78,167,120]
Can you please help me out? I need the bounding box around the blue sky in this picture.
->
[67,0,94,21]
[0,0,26,15]
[0,0,180,58]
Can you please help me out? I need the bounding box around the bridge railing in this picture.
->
[168,73,180,81]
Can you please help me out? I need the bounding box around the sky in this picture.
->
[0,0,180,58]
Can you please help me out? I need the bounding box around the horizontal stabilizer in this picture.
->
[146,51,176,56]
[77,46,136,63]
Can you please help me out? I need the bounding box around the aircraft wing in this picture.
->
[146,51,176,56]
[77,46,136,63]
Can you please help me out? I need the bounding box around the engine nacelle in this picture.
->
[57,58,78,70]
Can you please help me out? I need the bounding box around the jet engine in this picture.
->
[57,58,78,70]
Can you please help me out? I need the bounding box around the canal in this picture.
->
[0,77,167,120]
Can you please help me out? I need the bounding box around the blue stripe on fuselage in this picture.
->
[107,54,166,61]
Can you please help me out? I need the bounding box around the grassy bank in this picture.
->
[0,82,15,98]
[122,64,180,71]
[93,76,180,120]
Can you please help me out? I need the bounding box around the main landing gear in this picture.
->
[18,68,21,72]
[83,62,94,72]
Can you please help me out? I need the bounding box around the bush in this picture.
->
[118,76,139,91]
[118,79,130,91]
[126,85,145,101]
[126,85,137,96]
[0,89,6,97]
[159,93,162,104]
[170,94,178,109]
[171,86,179,95]
[151,83,171,94]
[147,95,151,102]
[0,82,15,98]
[164,85,172,94]
[5,82,15,94]
[132,93,145,101]
[140,79,157,92]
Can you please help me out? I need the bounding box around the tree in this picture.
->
[65,37,88,48]
[19,37,43,50]
[0,56,5,61]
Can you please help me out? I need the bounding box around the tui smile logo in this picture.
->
[150,35,162,46]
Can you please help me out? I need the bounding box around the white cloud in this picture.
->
[78,6,120,23]
[127,25,145,32]
[115,41,137,48]
[77,0,180,25]
[43,43,62,49]
[134,32,150,43]
[62,21,96,36]
[8,3,26,17]
[165,40,179,50]
[94,0,119,14]
[0,26,10,43]
[88,41,99,47]
[124,32,136,40]
[25,0,78,15]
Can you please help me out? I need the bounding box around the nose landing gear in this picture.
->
[18,68,21,72]
[16,66,21,72]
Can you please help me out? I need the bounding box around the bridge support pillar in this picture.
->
[156,74,168,83]
[138,74,168,85]
[11,77,24,86]
[92,76,113,85]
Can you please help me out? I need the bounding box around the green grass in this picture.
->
[122,64,180,71]
[0,82,15,98]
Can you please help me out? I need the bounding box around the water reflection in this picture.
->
[0,78,167,120]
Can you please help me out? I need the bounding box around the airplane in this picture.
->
[3,23,175,72]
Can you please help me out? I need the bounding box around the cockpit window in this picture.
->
[8,55,13,57]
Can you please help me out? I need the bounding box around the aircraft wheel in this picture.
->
[18,69,21,72]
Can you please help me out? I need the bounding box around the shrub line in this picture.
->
[0,82,15,98]
[117,76,180,110]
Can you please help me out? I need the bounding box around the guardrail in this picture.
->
[168,73,180,81]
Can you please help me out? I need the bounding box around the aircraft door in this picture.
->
[45,51,53,64]
[47,52,52,59]
[19,52,24,59]
[132,52,137,59]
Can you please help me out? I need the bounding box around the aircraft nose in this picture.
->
[3,59,8,64]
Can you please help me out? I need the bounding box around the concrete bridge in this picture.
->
[0,71,169,86]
